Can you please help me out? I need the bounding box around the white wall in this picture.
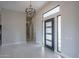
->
[1,8,26,45]
[61,1,79,58]
[32,1,79,58]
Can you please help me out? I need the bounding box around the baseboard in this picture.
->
[2,41,26,47]
[55,51,70,58]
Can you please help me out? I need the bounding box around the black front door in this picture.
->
[44,18,54,51]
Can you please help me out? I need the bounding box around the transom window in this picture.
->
[43,6,60,18]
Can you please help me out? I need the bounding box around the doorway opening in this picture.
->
[42,5,61,52]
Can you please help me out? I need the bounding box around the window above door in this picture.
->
[43,6,60,18]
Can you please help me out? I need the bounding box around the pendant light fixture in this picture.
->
[25,1,36,18]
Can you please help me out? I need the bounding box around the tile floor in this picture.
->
[0,42,61,58]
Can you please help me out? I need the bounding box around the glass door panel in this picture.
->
[46,40,52,47]
[46,22,52,27]
[46,35,52,41]
[46,28,52,33]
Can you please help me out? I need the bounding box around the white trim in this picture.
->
[2,41,26,47]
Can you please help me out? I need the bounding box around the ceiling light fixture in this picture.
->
[25,1,36,18]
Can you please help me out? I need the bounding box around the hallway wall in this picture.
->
[61,1,79,58]
[1,8,26,45]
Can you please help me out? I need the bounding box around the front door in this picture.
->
[44,18,54,51]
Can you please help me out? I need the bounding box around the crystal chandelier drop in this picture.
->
[25,1,36,18]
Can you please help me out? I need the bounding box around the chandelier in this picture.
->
[25,1,36,18]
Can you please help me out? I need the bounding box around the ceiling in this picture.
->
[0,1,49,13]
